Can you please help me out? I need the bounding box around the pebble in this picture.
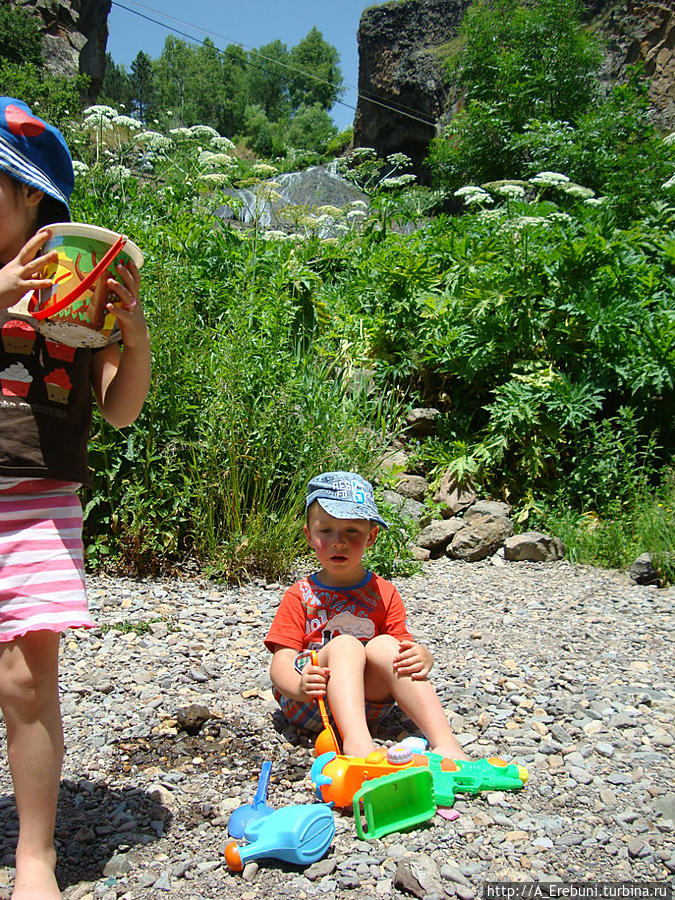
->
[0,559,672,898]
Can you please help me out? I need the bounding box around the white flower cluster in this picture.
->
[558,182,595,200]
[492,182,526,199]
[190,124,219,140]
[584,196,606,207]
[135,131,173,153]
[197,173,230,190]
[83,105,118,119]
[262,230,289,241]
[529,171,569,186]
[380,173,417,189]
[663,174,675,190]
[547,211,573,225]
[169,127,193,141]
[454,185,493,206]
[252,163,278,177]
[663,132,675,147]
[316,205,343,218]
[82,114,114,133]
[112,115,142,132]
[107,164,131,181]
[349,200,368,210]
[211,136,236,152]
[198,151,237,170]
[72,160,90,177]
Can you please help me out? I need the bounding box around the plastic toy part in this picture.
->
[311,750,528,809]
[387,743,414,764]
[224,803,335,871]
[227,761,273,838]
[353,768,436,840]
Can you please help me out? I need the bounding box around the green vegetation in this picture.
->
[100,27,343,157]
[1,0,673,582]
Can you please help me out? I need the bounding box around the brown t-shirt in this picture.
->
[0,309,117,486]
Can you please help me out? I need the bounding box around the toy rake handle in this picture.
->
[254,761,272,806]
[31,233,127,319]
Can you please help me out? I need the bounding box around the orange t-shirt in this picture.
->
[264,572,413,653]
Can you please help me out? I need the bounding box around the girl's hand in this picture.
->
[106,259,148,348]
[0,230,56,310]
[393,639,433,680]
[300,662,330,699]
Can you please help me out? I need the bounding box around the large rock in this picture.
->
[405,407,441,436]
[504,532,565,562]
[394,473,429,502]
[434,471,476,516]
[464,499,512,521]
[417,517,466,557]
[354,0,472,182]
[381,490,426,523]
[9,1,112,102]
[448,513,513,561]
[629,552,660,585]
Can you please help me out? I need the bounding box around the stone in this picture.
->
[448,515,514,562]
[394,856,443,898]
[629,553,660,585]
[380,490,426,522]
[405,407,441,436]
[504,532,565,562]
[416,518,466,556]
[463,500,512,520]
[394,473,429,502]
[175,704,210,735]
[434,470,476,516]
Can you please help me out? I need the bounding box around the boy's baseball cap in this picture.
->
[0,97,73,220]
[305,471,388,529]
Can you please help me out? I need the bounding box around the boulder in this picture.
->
[381,490,426,523]
[629,552,660,586]
[464,499,512,521]
[405,407,441,436]
[434,470,476,516]
[394,473,429,502]
[448,514,513,562]
[377,447,409,474]
[417,518,466,557]
[504,532,565,562]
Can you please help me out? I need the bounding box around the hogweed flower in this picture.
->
[529,171,569,186]
[491,182,526,199]
[584,196,607,207]
[189,124,219,140]
[211,136,236,152]
[83,105,118,119]
[107,164,132,181]
[72,160,90,177]
[558,182,595,200]
[663,174,675,190]
[252,163,278,177]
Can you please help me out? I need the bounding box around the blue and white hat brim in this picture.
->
[315,497,388,529]
[0,134,70,213]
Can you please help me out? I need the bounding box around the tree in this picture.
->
[0,5,43,67]
[129,50,158,123]
[286,103,337,151]
[99,53,130,110]
[246,40,290,121]
[288,28,343,112]
[154,37,193,124]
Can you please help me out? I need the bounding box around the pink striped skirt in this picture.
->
[0,479,94,643]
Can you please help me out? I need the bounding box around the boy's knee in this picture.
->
[366,633,399,660]
[323,633,366,661]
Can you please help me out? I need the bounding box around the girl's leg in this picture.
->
[0,631,63,900]
[318,635,377,757]
[364,634,469,760]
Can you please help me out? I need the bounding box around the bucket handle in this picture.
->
[30,233,127,320]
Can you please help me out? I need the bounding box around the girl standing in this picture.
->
[0,97,151,899]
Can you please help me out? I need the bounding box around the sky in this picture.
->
[106,0,378,130]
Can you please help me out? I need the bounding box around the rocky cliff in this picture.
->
[353,0,472,179]
[8,0,112,100]
[354,0,675,177]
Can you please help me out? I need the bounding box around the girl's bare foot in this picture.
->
[12,851,60,900]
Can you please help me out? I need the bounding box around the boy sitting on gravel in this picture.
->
[265,471,470,760]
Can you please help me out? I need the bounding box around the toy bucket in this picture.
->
[29,222,144,348]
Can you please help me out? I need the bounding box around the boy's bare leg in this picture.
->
[318,635,378,757]
[0,632,63,899]
[364,634,470,761]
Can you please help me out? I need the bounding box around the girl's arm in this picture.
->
[91,260,150,427]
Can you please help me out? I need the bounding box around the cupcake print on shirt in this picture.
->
[1,319,37,355]
[0,362,33,397]
[43,368,72,404]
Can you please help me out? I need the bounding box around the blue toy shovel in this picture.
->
[227,761,273,838]
[224,803,335,871]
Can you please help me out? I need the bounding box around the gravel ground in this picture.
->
[0,557,673,899]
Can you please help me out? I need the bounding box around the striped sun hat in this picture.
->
[0,97,73,219]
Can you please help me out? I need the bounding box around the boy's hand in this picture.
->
[300,662,330,699]
[393,640,433,680]
[0,230,57,310]
[106,260,148,349]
